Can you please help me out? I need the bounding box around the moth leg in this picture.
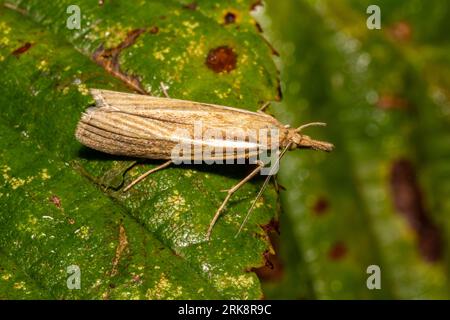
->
[295,122,326,132]
[206,161,265,240]
[257,102,270,113]
[160,81,170,98]
[123,160,172,192]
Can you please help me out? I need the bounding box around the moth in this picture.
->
[75,88,333,239]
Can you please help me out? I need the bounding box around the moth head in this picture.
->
[287,123,334,152]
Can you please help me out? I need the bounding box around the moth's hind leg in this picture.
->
[207,161,265,240]
[123,160,172,192]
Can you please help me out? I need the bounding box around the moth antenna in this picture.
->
[235,173,272,238]
[295,122,327,132]
[235,142,293,238]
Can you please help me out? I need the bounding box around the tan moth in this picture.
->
[75,88,333,239]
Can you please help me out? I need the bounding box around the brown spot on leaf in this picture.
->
[252,226,283,282]
[260,218,280,234]
[205,46,237,73]
[149,26,159,34]
[182,2,197,10]
[250,0,263,11]
[49,195,62,209]
[253,249,283,282]
[224,12,237,25]
[389,21,412,42]
[376,94,409,110]
[275,83,283,101]
[110,224,129,277]
[255,22,263,33]
[419,225,442,262]
[328,242,347,261]
[93,28,148,94]
[390,159,442,262]
[132,274,142,284]
[11,42,32,57]
[313,197,329,216]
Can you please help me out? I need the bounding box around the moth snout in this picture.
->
[288,130,334,152]
[298,134,334,152]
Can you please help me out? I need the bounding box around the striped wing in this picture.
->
[75,89,285,160]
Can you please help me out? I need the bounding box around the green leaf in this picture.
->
[263,0,450,299]
[0,0,279,299]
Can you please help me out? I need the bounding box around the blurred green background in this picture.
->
[256,0,450,299]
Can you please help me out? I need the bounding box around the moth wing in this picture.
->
[89,89,284,131]
[76,89,284,160]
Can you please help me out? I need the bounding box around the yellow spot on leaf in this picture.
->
[40,168,51,180]
[1,165,35,190]
[14,281,26,290]
[37,60,49,72]
[0,22,11,47]
[28,216,38,225]
[217,274,255,298]
[182,20,199,30]
[153,47,170,61]
[75,225,90,240]
[77,83,89,95]
[146,273,183,299]
[1,273,12,281]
